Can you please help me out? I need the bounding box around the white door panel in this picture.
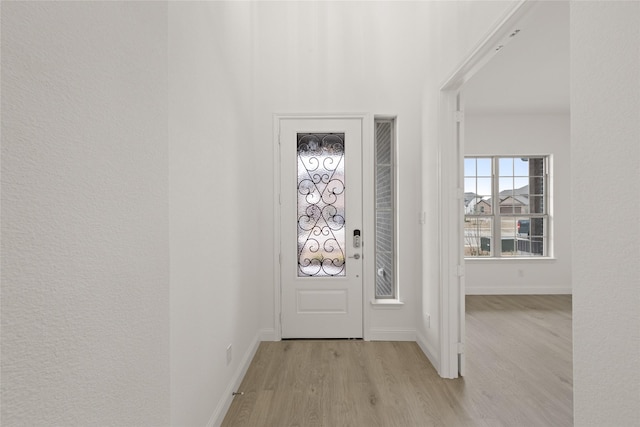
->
[279,117,363,338]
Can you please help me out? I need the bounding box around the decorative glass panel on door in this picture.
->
[297,133,346,277]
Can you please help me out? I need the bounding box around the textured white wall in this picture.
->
[465,114,572,294]
[571,2,640,425]
[1,2,170,425]
[168,3,263,426]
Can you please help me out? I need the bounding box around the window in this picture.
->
[374,118,396,298]
[464,156,549,258]
[297,133,346,276]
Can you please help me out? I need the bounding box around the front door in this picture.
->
[279,116,363,338]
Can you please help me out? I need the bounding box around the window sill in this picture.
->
[465,257,557,262]
[370,299,405,309]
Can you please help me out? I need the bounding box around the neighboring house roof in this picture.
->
[499,195,529,206]
[464,192,477,207]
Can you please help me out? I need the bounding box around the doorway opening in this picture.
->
[437,0,571,378]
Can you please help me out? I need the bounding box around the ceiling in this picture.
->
[463,1,570,114]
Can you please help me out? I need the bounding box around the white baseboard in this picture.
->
[416,330,440,374]
[207,333,262,427]
[368,327,416,341]
[466,287,572,295]
[259,327,277,341]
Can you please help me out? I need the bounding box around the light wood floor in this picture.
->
[222,295,572,427]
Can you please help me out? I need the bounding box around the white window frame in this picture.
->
[464,155,550,259]
[373,117,397,299]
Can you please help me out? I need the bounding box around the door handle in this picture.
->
[348,253,361,260]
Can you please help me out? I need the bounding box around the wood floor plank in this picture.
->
[222,295,572,427]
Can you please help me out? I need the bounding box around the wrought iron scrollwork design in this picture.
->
[297,133,346,277]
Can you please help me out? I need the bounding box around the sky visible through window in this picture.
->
[464,157,531,195]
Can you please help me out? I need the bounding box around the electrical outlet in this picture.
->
[226,344,232,365]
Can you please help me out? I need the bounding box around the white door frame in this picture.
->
[437,0,535,378]
[273,113,373,341]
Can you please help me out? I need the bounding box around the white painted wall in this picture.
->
[420,0,519,371]
[464,113,572,294]
[252,1,431,341]
[571,2,640,425]
[168,3,264,426]
[1,2,170,425]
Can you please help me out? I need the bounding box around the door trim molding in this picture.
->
[272,113,372,341]
[436,0,536,378]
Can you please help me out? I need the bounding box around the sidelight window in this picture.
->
[374,119,397,298]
